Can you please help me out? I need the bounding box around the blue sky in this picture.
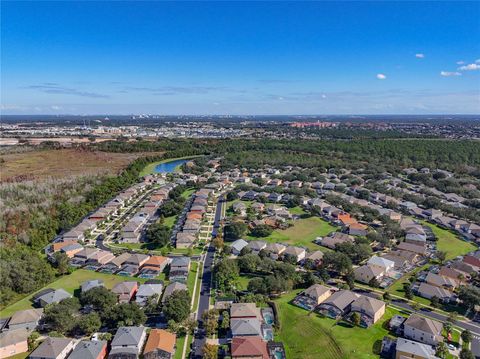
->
[1,1,479,115]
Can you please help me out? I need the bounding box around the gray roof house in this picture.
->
[395,338,437,359]
[135,283,164,307]
[109,326,147,359]
[81,280,104,293]
[403,314,443,346]
[7,308,43,331]
[34,289,72,307]
[231,239,249,255]
[68,340,107,359]
[230,318,262,337]
[162,282,187,303]
[317,290,359,319]
[29,337,77,359]
[246,240,267,254]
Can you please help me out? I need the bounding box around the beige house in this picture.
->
[0,329,29,359]
[303,284,332,305]
[354,265,384,284]
[403,314,443,346]
[350,295,386,326]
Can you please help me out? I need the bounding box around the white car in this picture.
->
[447,344,456,351]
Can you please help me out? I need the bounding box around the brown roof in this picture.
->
[143,329,176,355]
[144,256,169,267]
[231,336,269,359]
[52,240,78,252]
[351,295,385,316]
[230,303,260,319]
[397,242,426,255]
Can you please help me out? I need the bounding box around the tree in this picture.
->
[167,319,181,333]
[403,283,413,300]
[220,311,230,330]
[383,292,391,302]
[80,286,118,312]
[214,259,239,293]
[460,349,475,359]
[52,252,70,275]
[163,290,191,323]
[145,222,171,247]
[76,312,101,335]
[250,224,273,238]
[458,286,480,310]
[437,251,447,264]
[203,343,218,359]
[212,236,224,250]
[351,312,361,327]
[430,296,441,308]
[105,303,147,328]
[43,298,81,334]
[27,331,40,351]
[435,342,448,359]
[368,276,379,288]
[443,322,453,338]
[461,329,472,344]
[224,222,248,241]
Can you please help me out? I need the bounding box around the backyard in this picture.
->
[274,291,401,359]
[247,216,336,251]
[0,269,148,317]
[423,222,476,260]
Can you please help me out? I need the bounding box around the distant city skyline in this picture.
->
[1,1,479,115]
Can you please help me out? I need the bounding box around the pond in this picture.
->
[153,159,189,173]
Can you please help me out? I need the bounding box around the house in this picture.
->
[251,202,265,213]
[162,282,187,303]
[62,229,85,242]
[81,280,104,293]
[439,266,470,283]
[380,253,409,270]
[354,265,384,284]
[29,337,76,359]
[350,296,386,327]
[425,272,458,290]
[68,340,107,359]
[403,314,443,346]
[143,329,176,359]
[124,254,150,268]
[0,329,29,359]
[109,326,147,359]
[139,256,171,278]
[416,282,455,303]
[231,239,249,255]
[85,250,115,268]
[59,243,84,258]
[7,308,43,331]
[321,232,354,249]
[71,247,100,266]
[135,284,164,307]
[395,338,437,359]
[317,290,359,319]
[111,281,138,303]
[293,284,332,310]
[267,193,283,203]
[405,227,427,244]
[230,318,262,337]
[232,202,247,216]
[100,252,131,274]
[230,303,261,319]
[283,246,306,263]
[176,232,196,249]
[397,242,427,256]
[367,256,395,273]
[34,289,72,307]
[169,257,191,283]
[305,250,324,265]
[348,223,368,236]
[246,241,267,254]
[231,336,269,359]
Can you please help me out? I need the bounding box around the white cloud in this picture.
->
[440,71,462,77]
[51,105,62,110]
[458,63,480,71]
[456,61,465,65]
[321,94,327,99]
[376,73,386,80]
[415,53,425,58]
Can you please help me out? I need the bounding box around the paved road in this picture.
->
[191,197,223,358]
[472,334,480,358]
[390,298,480,335]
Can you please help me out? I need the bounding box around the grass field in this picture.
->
[246,216,336,251]
[423,222,476,260]
[187,261,199,297]
[274,291,400,359]
[0,148,154,182]
[0,269,148,317]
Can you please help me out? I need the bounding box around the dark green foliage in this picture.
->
[163,290,191,323]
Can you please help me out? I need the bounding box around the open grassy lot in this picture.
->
[187,261,199,297]
[247,216,336,251]
[0,148,153,182]
[274,291,400,359]
[387,264,431,304]
[423,222,476,260]
[0,269,148,317]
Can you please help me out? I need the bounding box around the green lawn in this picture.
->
[187,261,199,297]
[181,188,196,200]
[247,216,336,251]
[423,222,476,260]
[289,206,307,215]
[237,274,262,290]
[174,334,187,359]
[274,291,400,359]
[387,264,431,304]
[0,270,148,317]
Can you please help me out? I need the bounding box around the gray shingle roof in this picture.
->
[111,326,145,347]
[68,340,107,359]
[30,337,74,359]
